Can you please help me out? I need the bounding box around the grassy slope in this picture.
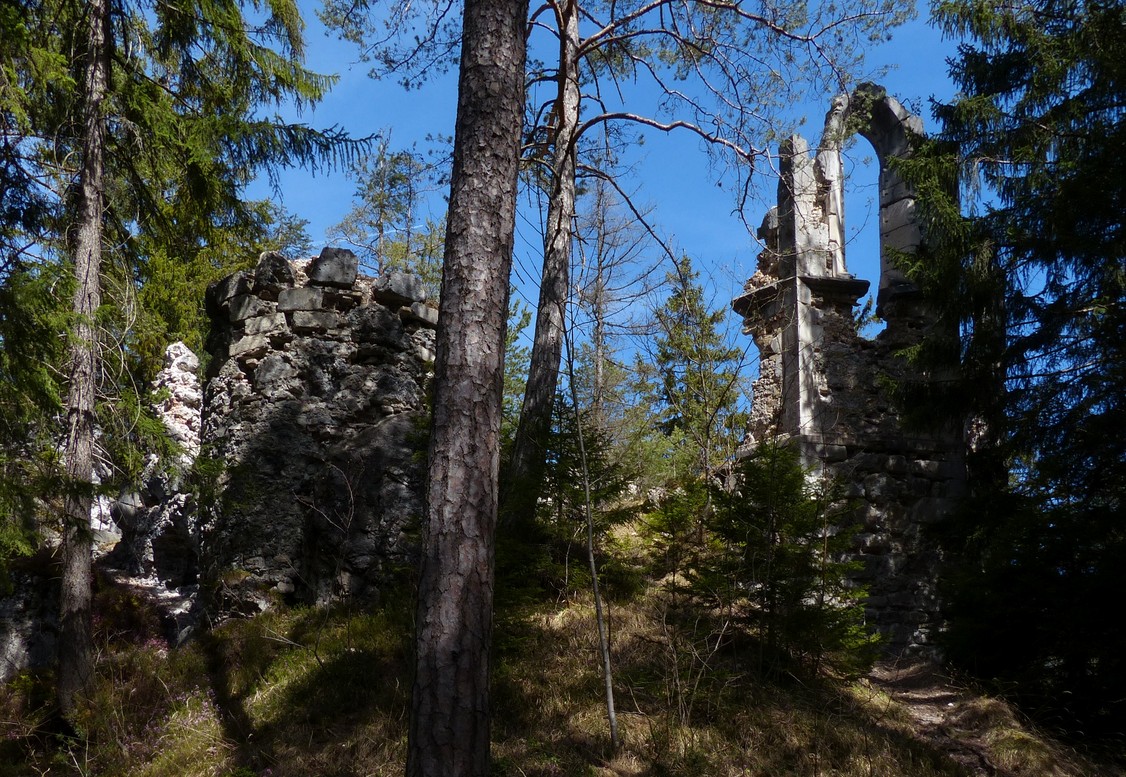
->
[0,559,1116,775]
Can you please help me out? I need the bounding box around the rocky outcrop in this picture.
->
[153,342,204,461]
[200,248,435,615]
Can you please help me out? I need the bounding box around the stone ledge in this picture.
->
[801,274,871,301]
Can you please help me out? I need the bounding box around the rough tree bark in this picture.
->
[405,0,529,774]
[57,0,108,721]
[504,0,580,526]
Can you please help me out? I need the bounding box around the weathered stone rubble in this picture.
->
[733,85,966,654]
[200,247,435,615]
[106,342,202,585]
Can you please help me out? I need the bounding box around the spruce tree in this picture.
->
[702,442,877,675]
[651,255,746,483]
[901,0,1125,733]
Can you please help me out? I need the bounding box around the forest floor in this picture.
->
[2,559,1123,775]
[868,660,996,774]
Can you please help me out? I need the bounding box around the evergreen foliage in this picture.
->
[641,445,876,678]
[650,255,747,482]
[0,267,68,584]
[702,443,877,675]
[0,0,365,718]
[537,393,637,595]
[0,0,362,502]
[501,296,533,451]
[898,0,1126,734]
[130,200,312,380]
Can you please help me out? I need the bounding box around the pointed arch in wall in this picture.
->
[819,83,925,319]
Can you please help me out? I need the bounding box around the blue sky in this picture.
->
[249,3,961,322]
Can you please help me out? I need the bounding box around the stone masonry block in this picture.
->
[908,497,956,524]
[881,222,922,253]
[323,289,362,312]
[228,334,270,360]
[253,353,297,390]
[879,178,915,208]
[278,287,325,312]
[290,310,339,333]
[244,313,288,337]
[885,454,909,474]
[402,301,438,328]
[372,272,425,306]
[879,198,917,233]
[207,272,251,310]
[911,459,943,478]
[307,247,359,289]
[229,294,272,322]
[812,442,848,462]
[253,251,295,296]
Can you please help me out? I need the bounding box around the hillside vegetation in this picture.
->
[2,528,1115,777]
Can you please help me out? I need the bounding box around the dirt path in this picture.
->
[867,660,1002,776]
[864,660,1121,777]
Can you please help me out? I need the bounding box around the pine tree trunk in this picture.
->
[505,0,580,526]
[405,0,528,774]
[57,0,108,720]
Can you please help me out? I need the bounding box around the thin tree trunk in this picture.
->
[564,338,620,750]
[57,0,108,721]
[582,461,620,751]
[504,0,580,526]
[406,0,528,774]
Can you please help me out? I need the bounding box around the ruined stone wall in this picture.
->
[0,249,435,678]
[734,86,965,654]
[201,248,435,614]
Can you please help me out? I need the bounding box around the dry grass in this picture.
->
[2,569,1120,776]
[849,666,1121,777]
[952,697,1110,777]
[490,586,970,777]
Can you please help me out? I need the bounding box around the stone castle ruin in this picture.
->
[733,85,965,653]
[0,87,965,678]
[110,248,438,617]
[0,249,437,678]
